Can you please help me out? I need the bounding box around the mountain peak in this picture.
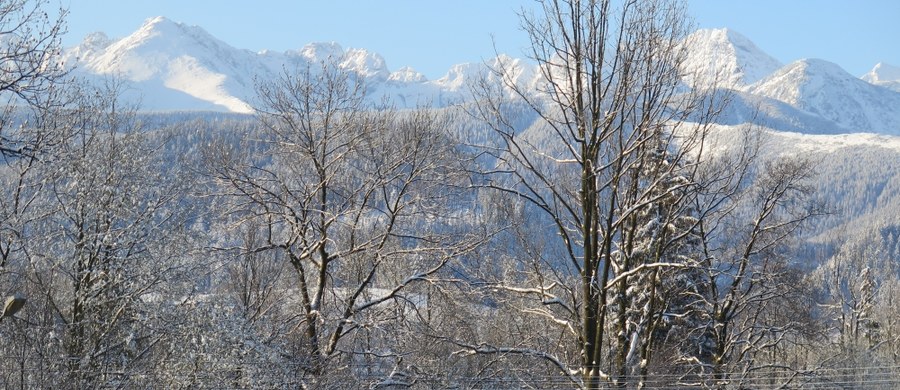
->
[297,41,344,62]
[103,16,230,61]
[681,27,782,90]
[750,58,861,106]
[389,66,427,83]
[861,62,900,94]
[66,15,258,113]
[862,62,900,83]
[342,48,389,80]
[63,31,112,64]
[82,31,112,47]
[750,58,900,134]
[134,16,194,39]
[142,16,173,27]
[703,27,740,42]
[801,58,855,76]
[861,62,900,93]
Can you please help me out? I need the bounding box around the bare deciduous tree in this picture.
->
[208,59,482,384]
[465,0,724,387]
[0,81,200,388]
[0,0,67,157]
[688,138,822,387]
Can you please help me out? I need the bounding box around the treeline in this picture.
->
[0,0,899,389]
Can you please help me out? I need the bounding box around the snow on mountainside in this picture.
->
[714,90,851,135]
[433,54,541,95]
[749,59,900,135]
[862,62,900,93]
[680,28,782,90]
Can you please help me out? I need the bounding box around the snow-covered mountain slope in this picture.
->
[862,62,900,93]
[680,28,782,90]
[749,59,900,135]
[713,90,850,134]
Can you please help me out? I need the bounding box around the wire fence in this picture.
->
[0,356,898,389]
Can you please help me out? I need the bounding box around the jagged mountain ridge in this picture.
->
[676,28,900,135]
[749,59,900,134]
[862,62,900,93]
[64,17,900,136]
[679,28,782,90]
[65,17,263,112]
[63,17,542,113]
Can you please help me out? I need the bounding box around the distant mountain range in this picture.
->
[61,16,540,113]
[63,16,900,135]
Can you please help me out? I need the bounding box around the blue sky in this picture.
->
[62,0,899,80]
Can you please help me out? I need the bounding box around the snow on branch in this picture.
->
[440,337,582,387]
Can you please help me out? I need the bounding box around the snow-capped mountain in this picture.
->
[749,59,900,134]
[679,28,782,90]
[862,62,900,93]
[64,18,898,138]
[63,17,542,112]
[677,29,900,135]
[64,16,261,113]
